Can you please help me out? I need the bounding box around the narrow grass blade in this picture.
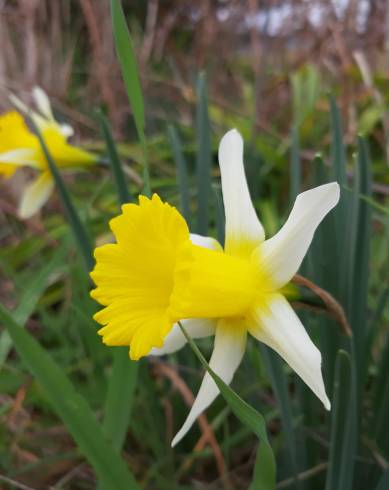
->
[213,184,225,246]
[328,95,350,305]
[110,0,150,194]
[325,350,356,490]
[98,110,132,203]
[373,315,389,456]
[366,287,389,369]
[195,72,212,235]
[178,322,276,490]
[289,125,301,202]
[168,125,191,223]
[310,154,341,392]
[348,136,371,394]
[376,470,389,490]
[103,349,139,451]
[28,117,93,271]
[328,95,347,187]
[101,120,139,453]
[0,244,67,370]
[0,304,140,490]
[261,347,301,489]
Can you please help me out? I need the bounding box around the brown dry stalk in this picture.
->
[292,274,352,337]
[150,360,228,482]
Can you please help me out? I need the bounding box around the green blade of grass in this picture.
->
[0,304,140,490]
[347,136,371,394]
[213,184,225,246]
[261,347,301,489]
[325,350,356,490]
[98,110,132,204]
[168,125,191,223]
[28,117,93,271]
[373,312,389,456]
[376,470,389,490]
[110,0,150,195]
[329,95,347,187]
[101,119,139,452]
[178,322,276,490]
[310,154,341,393]
[0,243,67,370]
[328,95,351,306]
[289,125,301,202]
[103,349,139,451]
[195,72,212,235]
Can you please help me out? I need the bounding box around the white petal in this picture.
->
[149,319,216,356]
[218,129,265,253]
[10,92,48,131]
[18,172,54,219]
[60,123,74,138]
[190,233,222,251]
[249,294,330,410]
[256,182,340,288]
[171,320,247,446]
[33,87,54,120]
[0,149,40,168]
[9,93,30,114]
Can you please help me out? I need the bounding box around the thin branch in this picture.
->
[292,274,352,337]
[150,359,228,484]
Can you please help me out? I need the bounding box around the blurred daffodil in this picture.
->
[91,129,339,446]
[0,87,97,219]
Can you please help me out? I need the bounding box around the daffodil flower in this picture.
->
[0,87,97,219]
[91,129,339,446]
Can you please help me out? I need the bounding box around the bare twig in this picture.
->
[150,359,229,485]
[0,474,37,490]
[277,462,328,488]
[292,274,352,337]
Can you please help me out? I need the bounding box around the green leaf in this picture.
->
[325,350,356,490]
[0,244,67,370]
[100,112,139,454]
[375,470,389,490]
[103,349,139,451]
[328,95,351,305]
[347,136,371,393]
[195,72,212,235]
[98,110,132,204]
[168,125,191,223]
[289,125,301,203]
[178,322,276,490]
[329,95,347,187]
[0,304,140,490]
[213,184,225,246]
[28,117,94,271]
[261,347,301,489]
[110,0,150,195]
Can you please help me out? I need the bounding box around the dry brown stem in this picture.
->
[151,359,229,485]
[292,274,352,337]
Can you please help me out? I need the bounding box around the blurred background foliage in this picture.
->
[0,1,388,489]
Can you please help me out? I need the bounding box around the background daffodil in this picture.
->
[91,129,340,447]
[0,87,97,219]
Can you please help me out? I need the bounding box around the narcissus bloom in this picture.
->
[91,129,339,446]
[0,87,97,219]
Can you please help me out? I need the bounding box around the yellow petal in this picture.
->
[90,194,191,360]
[0,111,38,154]
[42,126,97,168]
